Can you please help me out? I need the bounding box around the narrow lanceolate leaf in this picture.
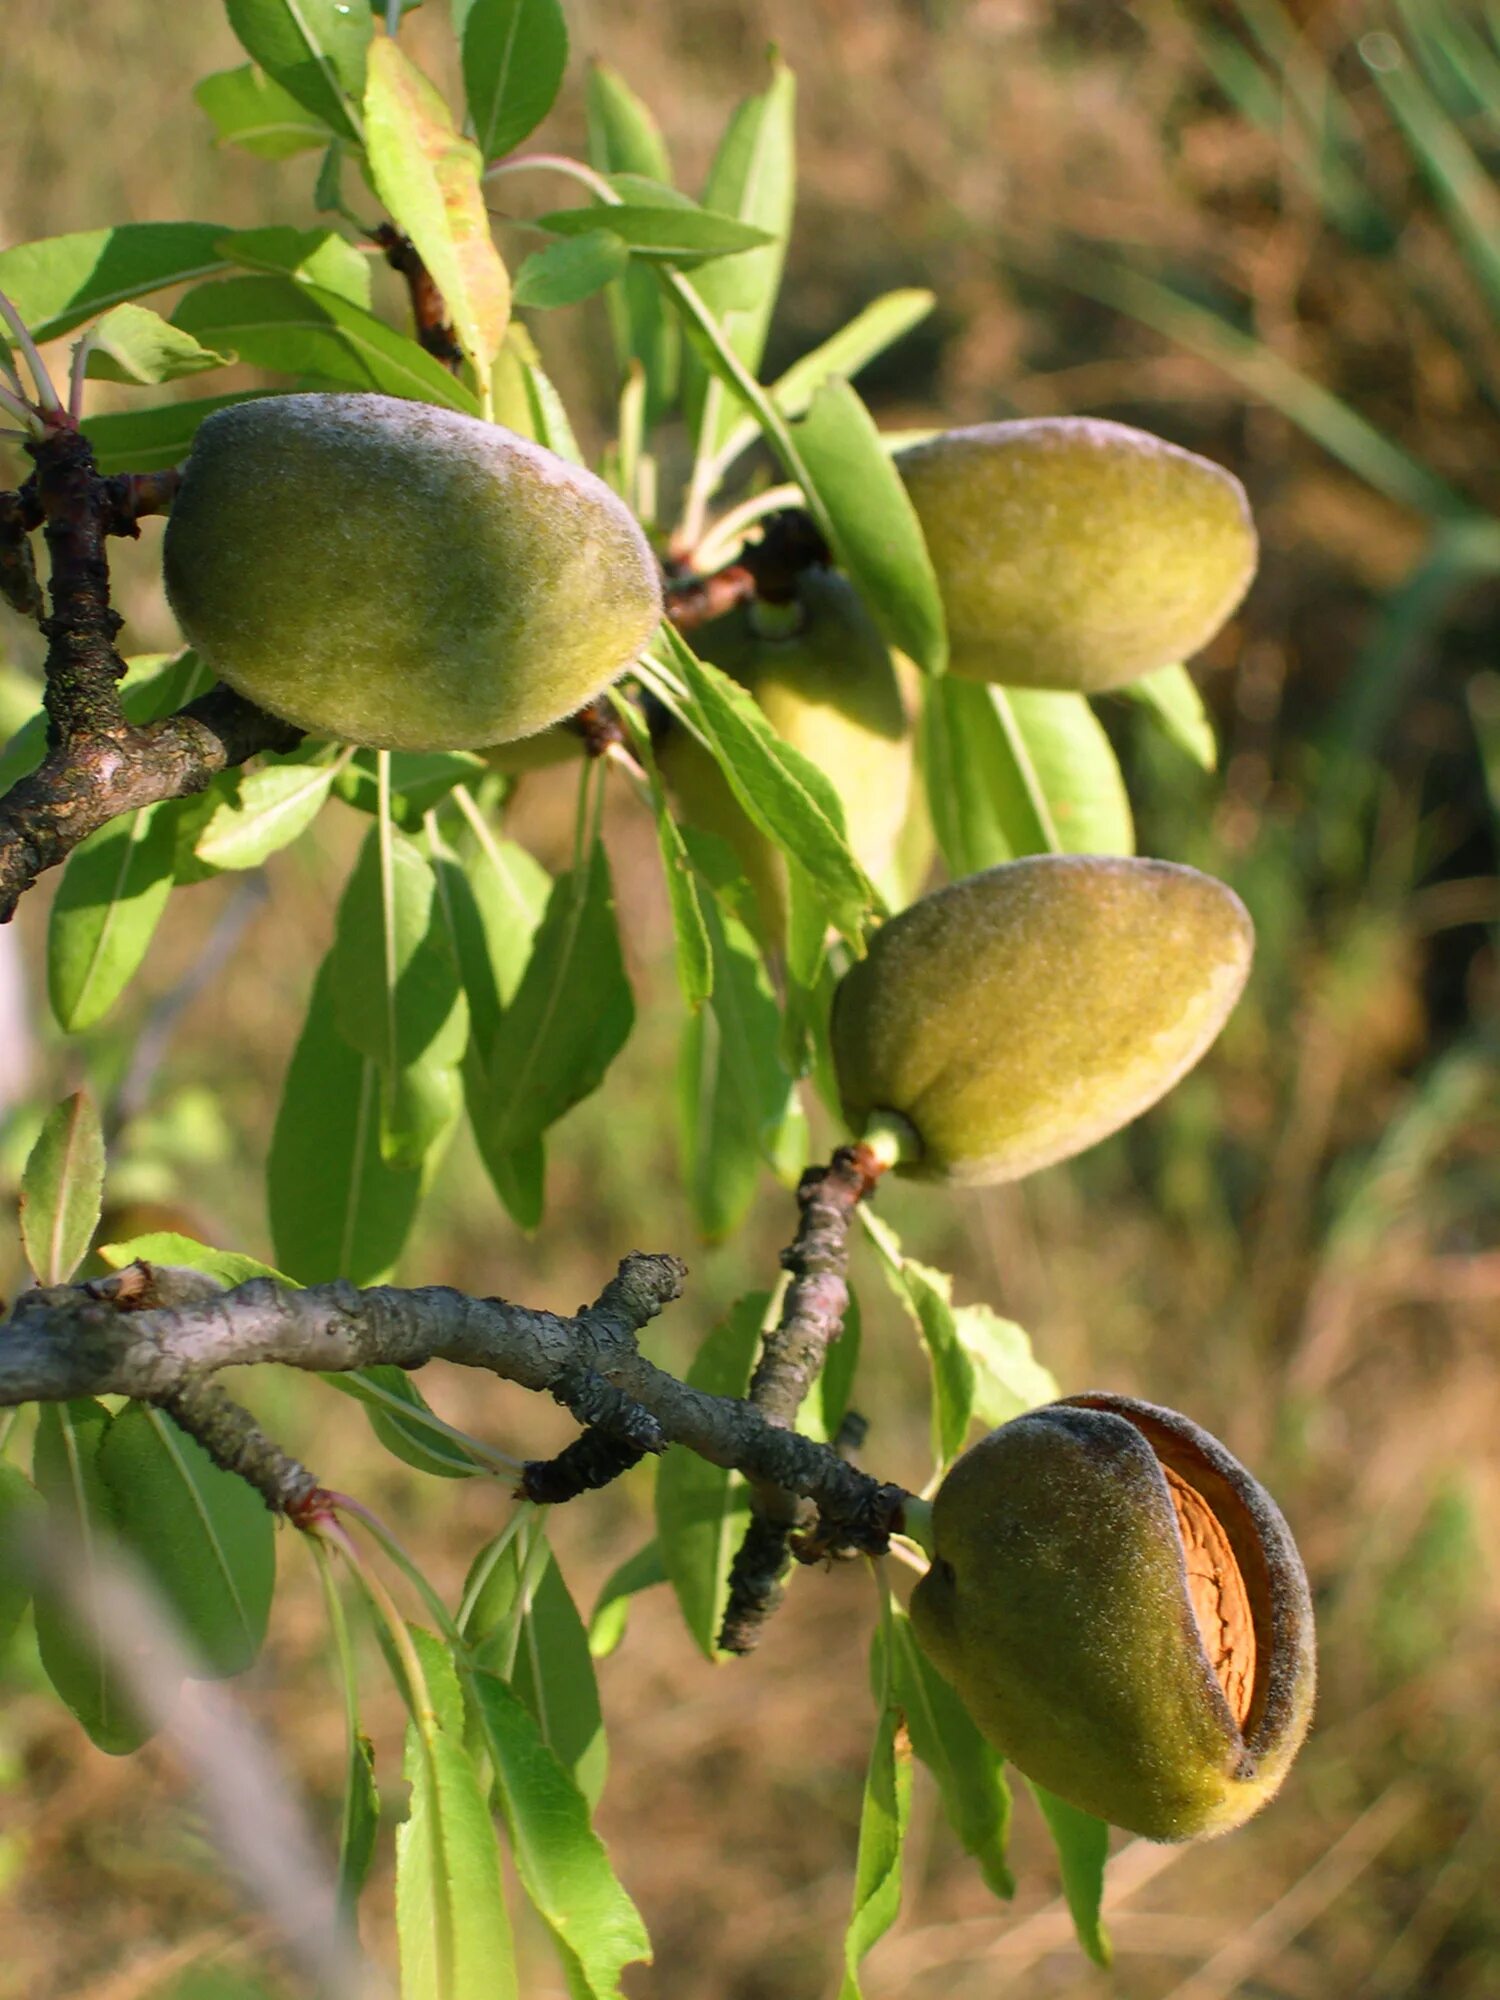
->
[471,1670,652,1998]
[268,955,424,1284]
[429,820,551,1228]
[192,756,337,870]
[458,0,569,162]
[585,62,678,421]
[587,1540,667,1660]
[0,224,234,343]
[195,63,333,158]
[83,392,269,474]
[710,288,935,482]
[334,749,486,826]
[1122,662,1218,770]
[860,1210,974,1470]
[364,37,510,390]
[32,1401,154,1755]
[474,836,633,1157]
[951,1304,1057,1430]
[886,1607,1013,1900]
[83,304,230,386]
[48,800,180,1031]
[465,1530,608,1806]
[839,1692,913,1998]
[1001,689,1133,856]
[224,0,371,144]
[613,697,711,1012]
[396,1723,518,2000]
[1030,1782,1112,1968]
[333,827,469,1077]
[97,1403,275,1678]
[173,276,480,413]
[535,202,774,262]
[687,59,796,459]
[0,1465,44,1654]
[20,1091,104,1286]
[792,377,948,678]
[323,1365,485,1479]
[97,1231,289,1289]
[512,231,629,310]
[921,679,1131,874]
[217,223,373,307]
[660,628,873,937]
[655,1293,768,1658]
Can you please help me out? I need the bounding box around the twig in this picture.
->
[662,506,832,637]
[374,224,463,367]
[0,1253,909,1558]
[718,1144,888,1654]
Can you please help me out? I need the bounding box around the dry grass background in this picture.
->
[1,3,1498,1997]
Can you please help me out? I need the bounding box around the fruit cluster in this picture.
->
[162,389,1311,1842]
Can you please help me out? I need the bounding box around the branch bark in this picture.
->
[0,1254,908,1556]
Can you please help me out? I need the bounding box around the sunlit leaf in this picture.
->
[20,1090,104,1285]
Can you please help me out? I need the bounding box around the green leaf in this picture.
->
[172,275,480,412]
[96,1232,290,1289]
[1030,1782,1112,1968]
[655,1292,768,1659]
[513,230,629,310]
[0,1465,43,1655]
[83,393,272,474]
[675,868,803,1240]
[47,800,180,1032]
[818,1286,861,1443]
[97,1403,275,1678]
[473,835,633,1157]
[658,627,873,938]
[839,1691,912,1997]
[922,679,1130,874]
[396,1722,518,2000]
[792,377,948,677]
[709,288,934,483]
[429,818,551,1229]
[192,756,337,870]
[82,304,230,386]
[886,1607,1013,1899]
[613,697,711,1012]
[860,1210,974,1470]
[32,1401,154,1755]
[195,62,333,158]
[470,1670,651,1998]
[585,63,678,421]
[332,827,469,1074]
[1122,662,1218,770]
[339,1724,380,1916]
[326,1364,485,1479]
[687,59,796,459]
[0,224,234,343]
[951,1304,1057,1430]
[457,0,569,162]
[225,0,371,145]
[217,224,373,307]
[465,1530,607,1806]
[364,36,509,391]
[535,202,775,262]
[20,1090,104,1285]
[587,1540,666,1659]
[333,748,486,826]
[268,954,425,1284]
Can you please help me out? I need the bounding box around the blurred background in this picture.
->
[1,2,1498,1996]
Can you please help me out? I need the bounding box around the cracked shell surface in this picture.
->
[896,417,1256,692]
[163,392,663,750]
[830,855,1253,1184]
[910,1394,1316,1840]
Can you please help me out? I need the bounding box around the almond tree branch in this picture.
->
[0,1253,908,1557]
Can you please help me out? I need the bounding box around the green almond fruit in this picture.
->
[163,392,663,751]
[661,569,915,941]
[895,418,1256,692]
[831,855,1252,1183]
[909,1393,1316,1840]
